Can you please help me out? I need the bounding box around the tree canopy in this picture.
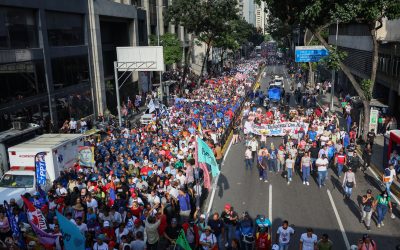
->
[149,33,182,66]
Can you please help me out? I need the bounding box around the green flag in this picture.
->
[176,229,192,250]
[197,137,220,177]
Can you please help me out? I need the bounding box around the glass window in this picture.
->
[46,11,84,46]
[55,89,93,128]
[0,61,46,105]
[0,7,38,49]
[51,56,89,89]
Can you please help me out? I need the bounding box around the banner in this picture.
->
[22,196,48,230]
[35,152,47,186]
[78,146,95,167]
[251,122,309,137]
[56,211,85,250]
[30,221,58,246]
[197,137,220,177]
[4,201,25,248]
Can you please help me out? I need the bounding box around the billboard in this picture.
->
[116,46,164,71]
[295,46,329,62]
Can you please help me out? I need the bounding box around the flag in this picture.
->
[4,201,25,249]
[198,122,203,137]
[35,152,47,187]
[56,211,85,250]
[22,196,47,230]
[176,229,192,250]
[197,137,220,177]
[29,221,58,246]
[194,139,211,190]
[148,99,156,113]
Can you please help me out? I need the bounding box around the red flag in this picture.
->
[194,138,211,190]
[22,196,48,230]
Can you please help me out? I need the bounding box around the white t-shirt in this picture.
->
[316,158,329,171]
[69,120,77,129]
[277,226,295,244]
[76,223,88,235]
[200,233,217,250]
[285,159,295,169]
[87,198,98,210]
[93,242,109,250]
[300,233,318,250]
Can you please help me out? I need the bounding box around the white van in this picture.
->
[0,134,84,204]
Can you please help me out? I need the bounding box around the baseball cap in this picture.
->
[367,189,372,194]
[224,203,231,210]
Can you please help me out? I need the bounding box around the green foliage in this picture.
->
[320,47,347,71]
[167,0,239,45]
[149,33,183,65]
[361,79,372,101]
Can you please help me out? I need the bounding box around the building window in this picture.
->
[0,61,46,105]
[51,56,89,89]
[0,7,38,49]
[46,11,84,46]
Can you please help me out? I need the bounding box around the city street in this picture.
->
[209,64,400,249]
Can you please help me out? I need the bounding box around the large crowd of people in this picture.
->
[0,60,264,250]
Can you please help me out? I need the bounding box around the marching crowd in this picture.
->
[0,60,265,250]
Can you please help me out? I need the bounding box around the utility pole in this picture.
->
[330,19,339,110]
[156,4,164,104]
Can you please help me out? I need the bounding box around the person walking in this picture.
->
[249,137,259,165]
[275,220,295,250]
[360,189,374,230]
[299,228,318,250]
[357,234,377,250]
[316,154,329,188]
[334,149,347,177]
[342,168,356,199]
[259,151,269,182]
[362,144,373,171]
[300,152,311,186]
[245,146,253,170]
[232,123,240,145]
[317,234,333,250]
[373,190,393,228]
[383,164,397,196]
[221,203,238,248]
[285,155,295,184]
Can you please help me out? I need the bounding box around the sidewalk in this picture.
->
[318,91,400,201]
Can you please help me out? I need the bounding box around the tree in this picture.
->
[149,33,183,66]
[167,0,239,80]
[262,0,400,140]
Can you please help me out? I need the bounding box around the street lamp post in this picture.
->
[330,19,339,110]
[156,4,166,104]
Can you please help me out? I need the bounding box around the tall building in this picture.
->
[329,19,400,118]
[0,0,147,132]
[255,1,268,34]
[238,0,256,26]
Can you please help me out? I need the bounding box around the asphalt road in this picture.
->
[209,64,400,249]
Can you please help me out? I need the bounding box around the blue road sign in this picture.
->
[295,46,329,62]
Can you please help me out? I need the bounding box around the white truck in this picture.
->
[0,134,84,204]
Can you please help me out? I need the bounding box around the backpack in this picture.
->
[186,226,195,244]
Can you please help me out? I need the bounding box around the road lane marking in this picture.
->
[327,189,350,249]
[206,137,234,215]
[269,184,272,221]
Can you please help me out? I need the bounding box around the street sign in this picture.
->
[369,109,379,133]
[295,46,329,62]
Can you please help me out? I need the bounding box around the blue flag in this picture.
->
[4,201,25,249]
[56,211,85,250]
[197,137,220,177]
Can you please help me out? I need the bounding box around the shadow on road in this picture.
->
[217,173,230,198]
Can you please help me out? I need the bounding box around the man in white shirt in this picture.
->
[249,137,259,164]
[276,220,295,249]
[245,146,253,170]
[56,183,67,197]
[86,194,98,213]
[316,154,329,188]
[69,118,77,133]
[75,217,88,235]
[299,228,318,250]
